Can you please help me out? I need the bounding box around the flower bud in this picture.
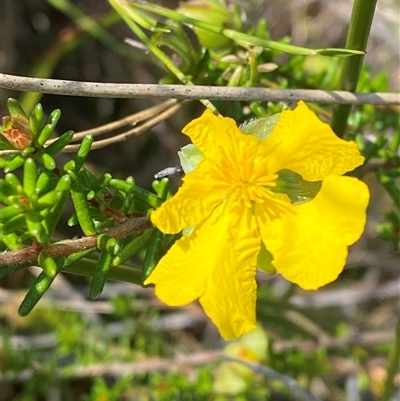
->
[177,0,233,50]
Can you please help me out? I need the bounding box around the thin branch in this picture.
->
[1,73,399,105]
[52,99,179,143]
[0,217,151,267]
[60,100,182,152]
[223,356,321,401]
[4,350,223,383]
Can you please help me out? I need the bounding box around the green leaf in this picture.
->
[90,247,112,299]
[316,48,365,57]
[26,210,47,244]
[112,229,153,266]
[141,228,164,285]
[178,143,203,173]
[0,204,24,222]
[35,151,56,170]
[36,109,61,146]
[109,177,136,194]
[44,130,74,155]
[69,171,96,236]
[35,169,56,196]
[271,169,322,205]
[43,175,71,236]
[28,110,39,138]
[1,214,26,235]
[152,177,169,199]
[36,190,62,209]
[23,158,37,197]
[38,250,58,277]
[74,134,94,172]
[34,103,43,133]
[3,154,26,173]
[378,170,400,209]
[5,172,22,189]
[18,267,62,316]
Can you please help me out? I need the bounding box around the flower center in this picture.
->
[231,174,278,209]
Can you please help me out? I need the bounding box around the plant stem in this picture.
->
[380,314,400,401]
[109,0,218,114]
[330,0,378,138]
[63,257,143,285]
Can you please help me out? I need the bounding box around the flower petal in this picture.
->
[182,109,258,163]
[257,176,369,289]
[151,158,228,234]
[262,101,365,181]
[145,202,260,340]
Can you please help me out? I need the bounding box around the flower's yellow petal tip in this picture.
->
[218,320,258,341]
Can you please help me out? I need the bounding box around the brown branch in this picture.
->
[0,216,151,267]
[1,73,399,105]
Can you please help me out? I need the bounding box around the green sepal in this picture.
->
[69,171,97,236]
[74,134,94,172]
[271,169,322,205]
[38,250,58,277]
[0,137,14,151]
[178,144,203,173]
[36,109,61,146]
[0,214,26,235]
[240,113,280,140]
[18,259,64,316]
[3,154,26,173]
[112,229,153,266]
[23,158,38,197]
[44,130,74,155]
[257,242,277,274]
[7,98,28,119]
[90,248,112,299]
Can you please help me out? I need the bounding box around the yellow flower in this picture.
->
[144,101,369,340]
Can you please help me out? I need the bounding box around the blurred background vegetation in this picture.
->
[0,0,399,400]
